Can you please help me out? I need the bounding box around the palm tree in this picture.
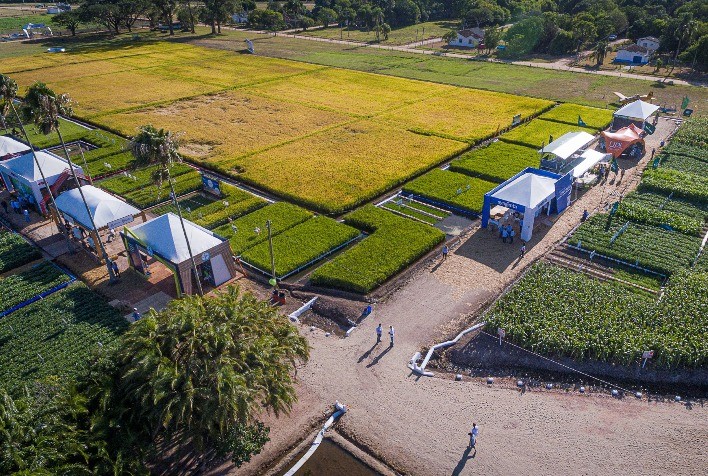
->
[0,76,68,240]
[129,124,203,296]
[22,82,116,281]
[593,40,610,66]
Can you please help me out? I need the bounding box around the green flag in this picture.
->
[681,96,690,109]
[578,115,586,127]
[549,134,554,144]
[610,201,620,216]
[653,156,660,169]
[610,157,618,173]
[644,121,656,135]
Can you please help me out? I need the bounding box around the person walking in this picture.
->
[0,200,7,214]
[23,209,30,223]
[650,148,656,159]
[132,308,141,321]
[520,242,526,258]
[107,228,116,243]
[11,199,20,214]
[389,325,395,347]
[111,260,120,278]
[468,423,479,448]
[376,323,383,344]
[442,244,449,260]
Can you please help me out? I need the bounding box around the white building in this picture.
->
[449,28,484,48]
[615,44,651,65]
[637,36,660,52]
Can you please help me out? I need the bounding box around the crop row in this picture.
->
[0,284,128,392]
[616,200,703,236]
[108,170,203,209]
[241,217,360,278]
[402,169,498,215]
[620,191,708,222]
[98,163,194,196]
[640,168,708,204]
[0,262,71,314]
[537,103,613,131]
[449,141,539,183]
[670,116,707,148]
[657,152,708,177]
[498,120,596,149]
[663,143,708,162]
[310,205,445,293]
[568,214,701,275]
[484,263,708,368]
[0,231,41,274]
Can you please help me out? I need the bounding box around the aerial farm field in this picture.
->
[7,41,553,213]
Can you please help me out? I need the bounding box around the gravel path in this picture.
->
[232,118,707,475]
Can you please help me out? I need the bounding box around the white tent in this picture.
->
[492,173,557,210]
[539,131,595,160]
[0,150,76,181]
[572,149,611,178]
[614,100,659,121]
[129,213,222,264]
[0,136,29,158]
[55,185,141,230]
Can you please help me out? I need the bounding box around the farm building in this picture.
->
[637,36,660,51]
[612,99,659,131]
[481,167,572,242]
[449,28,484,48]
[122,213,237,296]
[0,136,30,160]
[0,150,87,214]
[615,44,651,64]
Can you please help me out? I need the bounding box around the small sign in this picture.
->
[642,350,654,359]
[643,121,656,135]
[245,39,255,54]
[106,214,134,230]
[146,246,154,257]
[681,96,690,109]
[512,114,521,125]
[201,173,222,197]
[683,108,693,117]
[497,328,506,338]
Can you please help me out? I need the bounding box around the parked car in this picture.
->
[608,34,618,41]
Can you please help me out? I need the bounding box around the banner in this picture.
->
[578,116,586,127]
[643,121,655,135]
[245,39,254,54]
[610,157,618,173]
[201,173,222,197]
[681,96,690,109]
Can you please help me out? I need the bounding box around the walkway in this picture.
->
[233,118,707,476]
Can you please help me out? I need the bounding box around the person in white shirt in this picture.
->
[376,323,383,344]
[389,326,395,347]
[469,423,479,448]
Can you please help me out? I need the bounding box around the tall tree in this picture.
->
[593,40,610,66]
[154,0,178,35]
[51,11,82,36]
[87,286,309,470]
[78,0,122,33]
[22,83,117,281]
[129,125,203,296]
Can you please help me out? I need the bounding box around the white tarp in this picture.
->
[538,131,595,160]
[0,150,80,182]
[491,173,557,210]
[55,185,140,230]
[614,100,659,120]
[129,212,222,264]
[0,136,29,157]
[572,149,610,178]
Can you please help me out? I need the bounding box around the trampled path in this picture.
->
[234,118,708,475]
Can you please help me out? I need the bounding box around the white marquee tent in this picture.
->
[0,136,29,159]
[614,100,660,121]
[54,185,143,231]
[539,131,595,160]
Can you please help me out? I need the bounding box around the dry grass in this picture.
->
[11,60,131,90]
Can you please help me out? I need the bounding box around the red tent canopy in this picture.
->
[601,124,645,158]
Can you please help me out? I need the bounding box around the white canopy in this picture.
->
[492,172,557,210]
[614,100,659,120]
[0,136,29,157]
[572,149,610,178]
[539,131,595,160]
[129,213,222,264]
[0,150,78,182]
[55,185,140,230]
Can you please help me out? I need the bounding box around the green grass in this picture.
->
[310,205,444,293]
[616,199,704,236]
[0,284,129,392]
[382,200,449,224]
[402,169,497,215]
[0,262,71,314]
[640,168,708,204]
[614,268,663,291]
[537,103,613,131]
[499,120,597,149]
[0,231,41,273]
[211,202,313,255]
[17,117,91,149]
[119,172,203,208]
[658,152,708,177]
[0,14,48,32]
[449,141,539,183]
[621,191,708,222]
[241,216,360,278]
[300,20,459,45]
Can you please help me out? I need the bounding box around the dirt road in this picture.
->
[234,117,707,476]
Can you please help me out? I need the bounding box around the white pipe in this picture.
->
[288,297,317,322]
[408,322,486,376]
[284,403,347,476]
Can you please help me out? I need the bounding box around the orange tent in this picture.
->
[601,124,645,158]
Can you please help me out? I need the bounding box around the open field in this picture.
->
[537,103,614,130]
[402,169,497,215]
[500,120,597,149]
[449,141,539,183]
[300,20,458,45]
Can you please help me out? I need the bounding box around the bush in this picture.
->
[241,217,359,278]
[402,169,498,214]
[310,205,444,293]
[449,142,539,183]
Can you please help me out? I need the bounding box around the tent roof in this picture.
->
[0,136,29,157]
[55,185,140,230]
[602,125,642,142]
[539,131,595,160]
[129,213,223,264]
[492,172,557,210]
[573,149,608,178]
[0,150,78,182]
[614,100,659,120]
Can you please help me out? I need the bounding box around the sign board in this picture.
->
[643,121,655,135]
[201,173,222,197]
[106,214,134,230]
[642,350,654,359]
[681,96,690,109]
[245,39,254,54]
[512,114,521,126]
[683,108,693,117]
[497,328,506,338]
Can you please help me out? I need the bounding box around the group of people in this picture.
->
[375,323,395,347]
[1,198,32,223]
[499,224,516,244]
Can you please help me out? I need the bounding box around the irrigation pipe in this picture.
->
[288,297,317,322]
[408,322,486,376]
[283,402,347,476]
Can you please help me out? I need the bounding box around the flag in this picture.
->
[549,134,554,144]
[610,157,618,173]
[578,115,586,126]
[609,201,619,216]
[644,121,655,135]
[681,96,690,109]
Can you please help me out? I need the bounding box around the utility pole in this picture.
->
[266,219,276,286]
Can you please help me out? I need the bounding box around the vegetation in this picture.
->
[382,199,450,224]
[449,141,539,183]
[241,216,360,278]
[0,262,71,314]
[402,169,498,215]
[310,205,444,293]
[499,120,596,149]
[537,103,613,131]
[616,198,704,236]
[485,263,708,369]
[658,151,708,177]
[640,168,708,204]
[0,231,41,273]
[620,191,708,223]
[568,214,702,275]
